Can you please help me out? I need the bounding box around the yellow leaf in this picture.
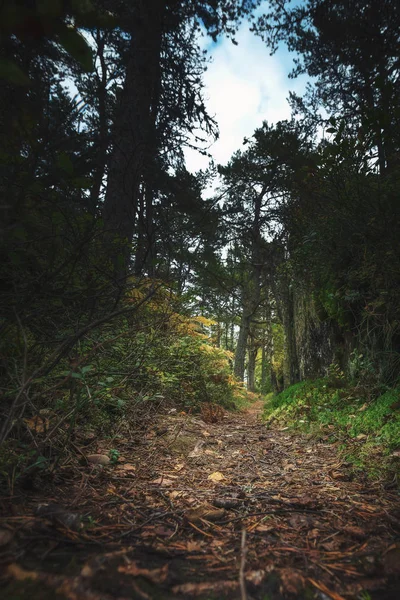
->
[191,315,217,327]
[208,471,225,482]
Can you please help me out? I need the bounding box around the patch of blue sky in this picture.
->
[184,4,310,174]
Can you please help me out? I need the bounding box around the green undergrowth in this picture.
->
[0,281,251,491]
[263,379,400,479]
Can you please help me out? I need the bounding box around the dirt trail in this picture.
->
[1,403,400,599]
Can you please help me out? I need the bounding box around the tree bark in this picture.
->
[234,309,251,380]
[282,284,300,387]
[89,29,109,214]
[260,343,268,393]
[102,0,164,282]
[233,187,264,381]
[260,305,272,394]
[247,337,258,392]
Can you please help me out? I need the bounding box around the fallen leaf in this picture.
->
[342,525,366,539]
[289,514,313,529]
[321,540,340,551]
[283,463,296,471]
[255,523,275,533]
[279,569,305,595]
[151,477,175,486]
[7,564,38,581]
[0,528,13,547]
[308,528,320,540]
[188,440,205,458]
[184,505,225,523]
[245,570,266,585]
[208,471,225,482]
[81,564,94,578]
[187,540,203,552]
[87,454,111,465]
[24,416,50,434]
[117,463,136,472]
[169,490,183,499]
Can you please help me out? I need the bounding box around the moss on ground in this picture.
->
[263,379,400,479]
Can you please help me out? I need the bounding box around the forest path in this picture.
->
[2,402,400,599]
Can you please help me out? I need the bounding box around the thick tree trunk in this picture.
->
[282,285,300,387]
[102,0,164,282]
[247,340,258,392]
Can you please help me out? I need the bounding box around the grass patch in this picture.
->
[263,379,400,479]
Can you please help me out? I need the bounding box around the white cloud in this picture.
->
[184,22,307,173]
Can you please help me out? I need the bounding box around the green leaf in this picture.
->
[326,127,336,134]
[71,372,84,379]
[57,152,74,175]
[0,58,30,86]
[58,25,94,72]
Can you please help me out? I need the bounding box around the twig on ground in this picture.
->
[239,527,248,600]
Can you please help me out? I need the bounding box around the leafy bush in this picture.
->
[1,280,241,445]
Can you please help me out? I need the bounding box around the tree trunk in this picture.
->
[215,319,222,348]
[134,184,145,276]
[234,310,251,380]
[247,339,258,392]
[282,285,300,387]
[89,29,109,214]
[102,0,164,282]
[260,343,268,394]
[234,187,264,381]
[144,183,156,276]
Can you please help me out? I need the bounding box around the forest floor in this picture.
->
[1,402,400,600]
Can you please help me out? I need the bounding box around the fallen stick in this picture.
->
[239,527,247,600]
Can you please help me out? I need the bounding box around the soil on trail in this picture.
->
[1,402,400,600]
